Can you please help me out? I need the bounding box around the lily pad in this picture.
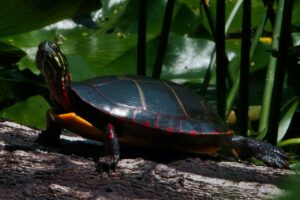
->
[0,95,49,129]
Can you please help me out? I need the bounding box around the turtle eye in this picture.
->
[50,43,62,55]
[52,43,60,51]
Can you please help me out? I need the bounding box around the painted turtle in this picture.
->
[35,41,288,171]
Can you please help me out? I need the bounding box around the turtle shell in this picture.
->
[69,75,230,136]
[69,76,233,154]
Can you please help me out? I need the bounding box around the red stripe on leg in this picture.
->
[107,123,114,139]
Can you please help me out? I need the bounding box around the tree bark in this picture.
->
[0,120,293,199]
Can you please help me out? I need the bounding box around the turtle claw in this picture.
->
[97,123,120,174]
[36,111,61,147]
[252,141,289,169]
[232,136,289,169]
[35,130,60,147]
[96,156,118,174]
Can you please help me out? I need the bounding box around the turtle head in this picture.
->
[36,41,72,110]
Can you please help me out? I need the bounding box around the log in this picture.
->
[0,120,293,199]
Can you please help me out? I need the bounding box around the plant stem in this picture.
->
[201,0,242,94]
[226,1,272,111]
[257,0,293,143]
[152,0,175,79]
[237,0,251,136]
[137,0,147,76]
[266,0,293,144]
[215,0,226,119]
[201,1,215,39]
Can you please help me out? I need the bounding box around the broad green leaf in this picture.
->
[292,33,300,45]
[0,95,49,129]
[104,32,216,83]
[66,33,138,80]
[0,77,48,109]
[292,1,300,26]
[170,3,205,38]
[101,0,128,15]
[0,0,100,37]
[0,0,177,80]
[0,42,25,67]
[1,0,211,81]
[162,33,215,81]
[289,162,300,171]
[1,21,102,73]
[177,0,199,8]
[277,97,299,143]
[277,176,300,200]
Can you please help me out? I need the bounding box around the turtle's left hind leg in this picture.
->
[231,135,289,169]
[35,110,62,146]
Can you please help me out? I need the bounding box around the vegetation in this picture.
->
[0,0,300,172]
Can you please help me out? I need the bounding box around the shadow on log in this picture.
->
[0,120,293,199]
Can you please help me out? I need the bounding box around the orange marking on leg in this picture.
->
[52,112,104,141]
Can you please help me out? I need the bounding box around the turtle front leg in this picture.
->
[231,135,289,169]
[35,110,62,146]
[97,123,120,173]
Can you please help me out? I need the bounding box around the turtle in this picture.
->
[35,41,289,171]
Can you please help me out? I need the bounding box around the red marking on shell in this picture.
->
[166,127,175,133]
[189,130,198,135]
[143,121,151,127]
[211,131,220,135]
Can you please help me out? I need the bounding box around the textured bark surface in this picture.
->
[0,120,293,199]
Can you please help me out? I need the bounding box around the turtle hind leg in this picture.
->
[35,111,62,146]
[97,123,120,173]
[231,135,289,169]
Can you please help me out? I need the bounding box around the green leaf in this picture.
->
[177,0,199,8]
[277,97,299,143]
[104,32,216,82]
[292,1,300,27]
[289,162,300,171]
[0,95,49,129]
[171,3,205,38]
[162,33,215,81]
[0,0,100,37]
[0,77,48,109]
[66,33,138,80]
[1,0,211,81]
[278,138,300,147]
[18,54,40,75]
[0,41,26,66]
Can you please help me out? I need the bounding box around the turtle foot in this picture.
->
[250,140,289,169]
[96,156,119,174]
[232,135,289,169]
[35,130,60,147]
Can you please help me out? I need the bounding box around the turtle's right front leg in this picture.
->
[35,110,62,146]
